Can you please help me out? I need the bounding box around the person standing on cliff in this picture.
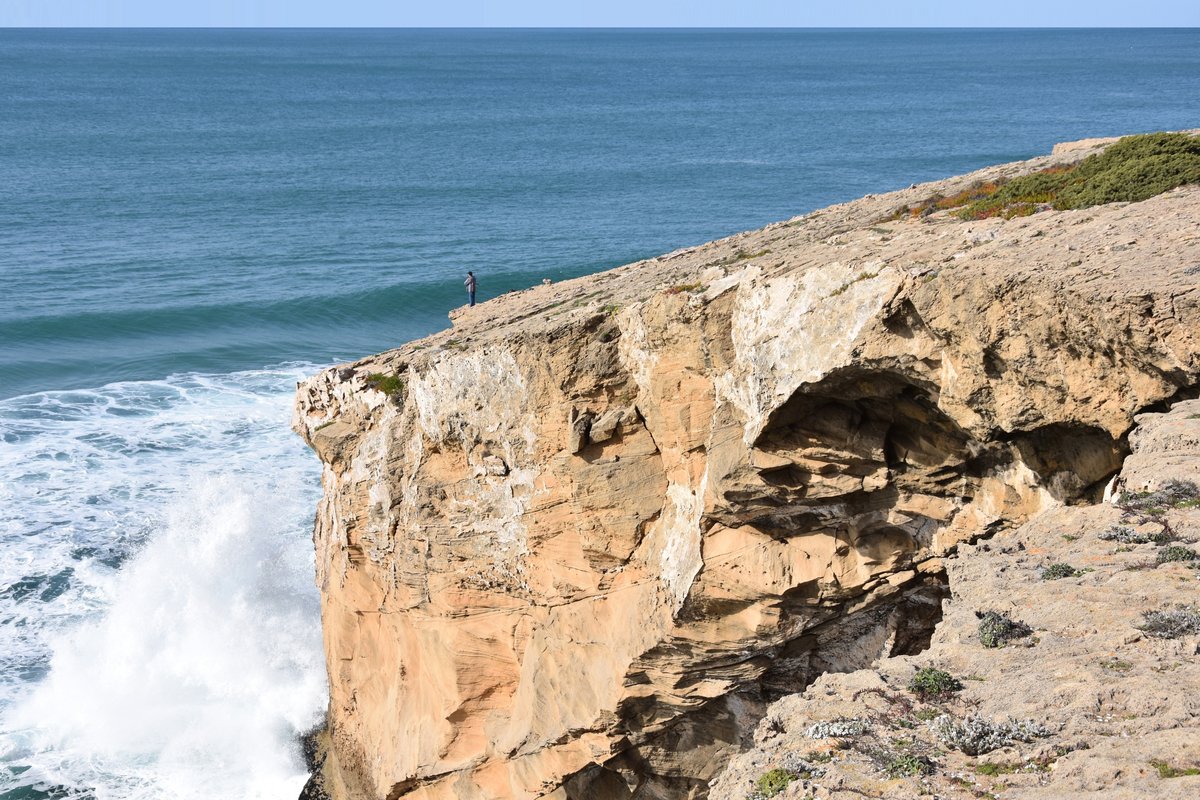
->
[464,270,477,307]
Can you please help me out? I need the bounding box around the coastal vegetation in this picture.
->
[719,248,771,265]
[929,715,1050,756]
[907,667,963,700]
[975,759,1051,777]
[364,373,405,400]
[750,768,796,798]
[1040,563,1082,580]
[1156,545,1198,564]
[1098,524,1171,545]
[1137,608,1200,639]
[804,718,867,739]
[1150,759,1200,779]
[883,753,934,778]
[1119,479,1200,518]
[887,132,1200,221]
[829,270,879,297]
[976,611,1033,648]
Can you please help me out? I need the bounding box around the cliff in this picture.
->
[294,134,1200,800]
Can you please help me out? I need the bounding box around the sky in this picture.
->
[3,0,1198,27]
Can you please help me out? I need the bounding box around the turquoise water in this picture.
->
[1,28,1199,800]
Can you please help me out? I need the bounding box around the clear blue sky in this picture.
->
[4,1,1198,27]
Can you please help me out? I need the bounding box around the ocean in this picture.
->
[1,27,1197,800]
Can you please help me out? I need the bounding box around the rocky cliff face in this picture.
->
[294,137,1200,800]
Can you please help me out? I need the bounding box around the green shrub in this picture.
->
[364,373,405,399]
[957,171,1063,219]
[1157,546,1199,564]
[1060,133,1200,207]
[908,667,963,700]
[977,611,1033,648]
[885,754,934,778]
[884,180,1005,220]
[724,248,770,263]
[1041,563,1081,580]
[957,133,1200,219]
[752,768,796,798]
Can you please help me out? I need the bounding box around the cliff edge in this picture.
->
[294,134,1200,800]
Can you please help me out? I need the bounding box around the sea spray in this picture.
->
[9,477,324,799]
[0,367,326,799]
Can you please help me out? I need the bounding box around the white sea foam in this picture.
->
[0,366,327,799]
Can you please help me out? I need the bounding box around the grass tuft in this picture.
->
[1099,657,1133,673]
[721,247,771,264]
[830,270,880,297]
[1150,759,1200,779]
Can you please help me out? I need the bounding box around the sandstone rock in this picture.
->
[294,136,1200,800]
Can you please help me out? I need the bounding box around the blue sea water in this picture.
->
[0,27,1198,800]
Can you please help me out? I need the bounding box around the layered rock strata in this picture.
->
[294,137,1200,800]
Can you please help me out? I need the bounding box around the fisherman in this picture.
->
[464,270,477,307]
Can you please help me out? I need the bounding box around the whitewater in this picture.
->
[0,368,326,799]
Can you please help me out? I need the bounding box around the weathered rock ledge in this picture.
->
[294,136,1200,800]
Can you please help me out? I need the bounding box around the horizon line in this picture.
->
[3,25,1199,31]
